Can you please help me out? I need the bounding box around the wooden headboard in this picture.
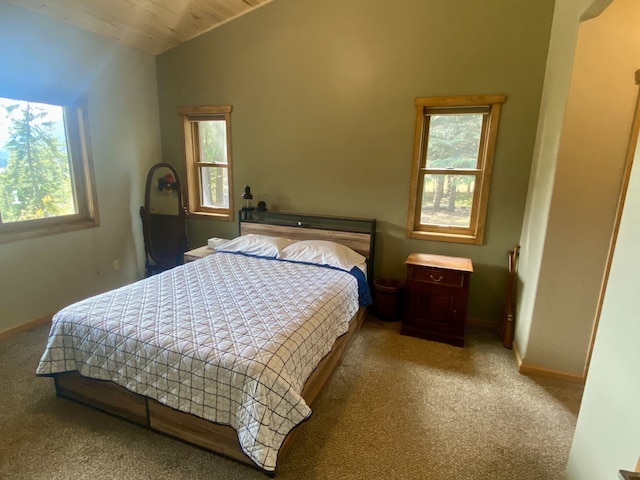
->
[239,210,376,281]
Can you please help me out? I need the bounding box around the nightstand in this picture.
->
[401,253,473,347]
[183,245,216,263]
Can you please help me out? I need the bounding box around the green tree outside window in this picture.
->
[0,99,76,223]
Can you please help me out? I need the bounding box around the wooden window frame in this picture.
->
[179,106,234,221]
[0,100,100,244]
[406,95,506,245]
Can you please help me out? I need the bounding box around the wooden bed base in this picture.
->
[50,211,375,474]
[53,304,367,472]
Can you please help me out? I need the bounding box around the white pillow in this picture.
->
[279,240,366,271]
[216,234,297,258]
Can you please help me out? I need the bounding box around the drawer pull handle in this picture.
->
[430,275,444,282]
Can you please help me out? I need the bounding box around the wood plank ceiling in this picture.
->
[5,0,273,55]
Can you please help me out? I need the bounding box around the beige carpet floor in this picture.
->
[0,315,583,479]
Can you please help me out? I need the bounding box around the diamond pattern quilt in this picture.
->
[36,252,360,471]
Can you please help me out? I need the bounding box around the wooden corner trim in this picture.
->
[512,340,585,385]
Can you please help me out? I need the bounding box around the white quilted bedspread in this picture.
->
[36,252,360,472]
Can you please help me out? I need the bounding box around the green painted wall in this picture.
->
[0,3,161,332]
[157,0,555,322]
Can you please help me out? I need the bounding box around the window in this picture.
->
[406,95,506,244]
[180,106,233,220]
[0,96,99,243]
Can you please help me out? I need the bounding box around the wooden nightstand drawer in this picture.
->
[409,266,464,287]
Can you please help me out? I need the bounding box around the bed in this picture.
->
[36,211,376,474]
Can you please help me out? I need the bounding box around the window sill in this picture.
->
[0,217,99,244]
[407,229,482,245]
[188,211,233,221]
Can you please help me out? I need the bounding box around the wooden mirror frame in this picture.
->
[139,163,187,276]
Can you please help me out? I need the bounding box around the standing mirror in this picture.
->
[139,163,187,276]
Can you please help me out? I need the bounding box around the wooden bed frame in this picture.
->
[50,211,376,474]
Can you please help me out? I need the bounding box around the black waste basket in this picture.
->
[373,279,403,321]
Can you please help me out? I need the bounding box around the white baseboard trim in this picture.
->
[0,315,53,341]
[512,339,585,385]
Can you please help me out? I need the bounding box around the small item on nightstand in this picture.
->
[207,238,229,250]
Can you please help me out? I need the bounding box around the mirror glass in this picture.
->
[141,163,186,276]
[149,165,180,216]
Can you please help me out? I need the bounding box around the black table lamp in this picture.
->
[241,185,254,210]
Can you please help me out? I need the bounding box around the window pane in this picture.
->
[425,113,483,169]
[200,166,229,208]
[0,98,77,223]
[420,174,475,228]
[198,119,228,165]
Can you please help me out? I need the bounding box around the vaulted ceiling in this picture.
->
[5,0,273,55]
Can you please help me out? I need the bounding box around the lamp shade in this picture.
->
[241,185,253,200]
